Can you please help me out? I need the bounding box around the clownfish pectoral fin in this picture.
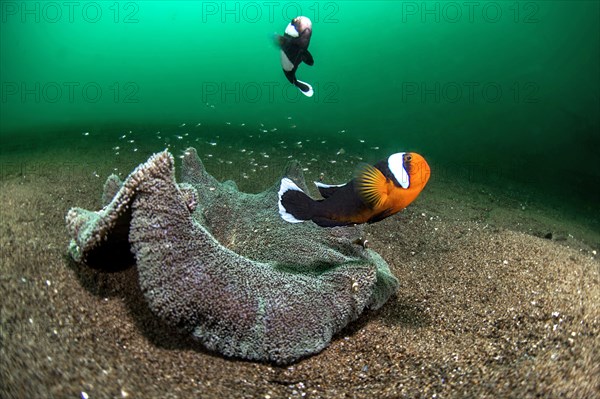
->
[355,163,388,209]
[274,34,286,48]
[302,50,314,66]
[314,181,346,199]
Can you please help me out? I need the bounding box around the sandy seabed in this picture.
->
[1,138,598,399]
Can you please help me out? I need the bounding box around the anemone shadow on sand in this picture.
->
[65,147,400,365]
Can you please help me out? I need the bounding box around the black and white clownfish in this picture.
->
[278,153,431,227]
[277,16,314,97]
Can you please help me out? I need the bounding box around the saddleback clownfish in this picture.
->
[277,16,314,97]
[278,152,431,227]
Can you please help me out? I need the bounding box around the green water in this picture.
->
[1,1,599,209]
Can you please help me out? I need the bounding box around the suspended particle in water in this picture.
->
[179,123,186,127]
[82,132,89,136]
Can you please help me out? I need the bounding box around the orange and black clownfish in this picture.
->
[278,152,431,227]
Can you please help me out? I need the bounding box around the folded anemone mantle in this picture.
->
[65,147,399,364]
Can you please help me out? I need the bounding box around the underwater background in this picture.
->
[1,0,599,213]
[2,3,600,398]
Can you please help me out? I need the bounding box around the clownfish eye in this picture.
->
[404,154,413,162]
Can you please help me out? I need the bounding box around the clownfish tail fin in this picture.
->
[278,178,315,223]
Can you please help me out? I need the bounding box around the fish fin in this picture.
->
[278,178,314,223]
[314,181,346,199]
[273,34,286,48]
[367,208,395,224]
[355,163,388,209]
[312,217,354,228]
[303,50,314,66]
[295,80,314,97]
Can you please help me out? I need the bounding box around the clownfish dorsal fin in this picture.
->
[355,163,388,209]
[314,181,346,199]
